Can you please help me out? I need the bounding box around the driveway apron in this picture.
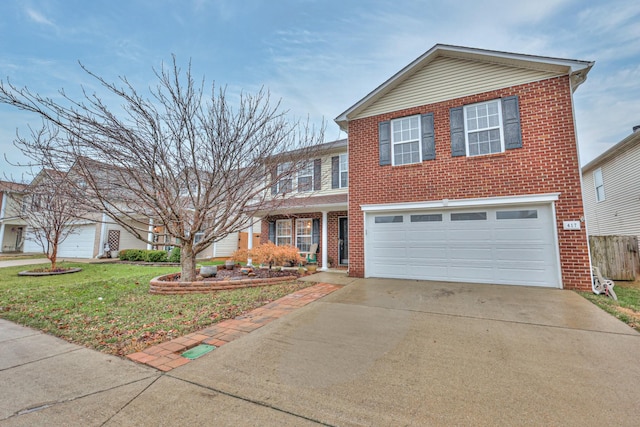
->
[134,277,639,426]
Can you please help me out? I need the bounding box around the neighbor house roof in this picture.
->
[335,44,594,132]
[0,180,28,193]
[582,129,640,173]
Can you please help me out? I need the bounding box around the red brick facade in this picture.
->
[261,210,348,268]
[347,76,591,290]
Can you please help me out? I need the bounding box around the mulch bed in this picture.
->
[150,266,305,295]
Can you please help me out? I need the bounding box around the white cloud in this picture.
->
[24,6,55,27]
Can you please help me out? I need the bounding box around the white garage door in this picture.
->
[57,224,96,258]
[365,204,560,287]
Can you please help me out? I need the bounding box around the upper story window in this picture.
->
[297,161,313,192]
[275,162,293,194]
[391,115,421,165]
[594,168,605,202]
[464,100,504,157]
[332,153,348,188]
[339,153,348,188]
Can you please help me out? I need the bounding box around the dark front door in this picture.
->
[338,217,348,265]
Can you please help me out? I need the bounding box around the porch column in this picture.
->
[0,193,6,253]
[247,223,254,267]
[98,212,109,257]
[146,218,154,250]
[321,211,328,271]
[0,223,5,253]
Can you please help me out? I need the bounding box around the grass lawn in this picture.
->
[0,262,310,356]
[579,282,640,332]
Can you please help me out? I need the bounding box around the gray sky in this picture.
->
[1,0,639,181]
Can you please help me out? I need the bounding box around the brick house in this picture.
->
[334,44,594,290]
[257,139,349,269]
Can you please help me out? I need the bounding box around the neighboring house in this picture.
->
[0,180,28,253]
[334,44,594,290]
[582,126,640,237]
[257,139,349,269]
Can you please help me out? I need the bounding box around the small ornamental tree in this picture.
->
[17,168,89,270]
[0,57,324,282]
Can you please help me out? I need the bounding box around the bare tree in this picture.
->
[17,167,89,270]
[0,57,324,281]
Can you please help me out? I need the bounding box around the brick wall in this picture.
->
[348,76,591,290]
[260,211,347,268]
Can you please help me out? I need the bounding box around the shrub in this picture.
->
[231,248,249,264]
[118,249,129,261]
[169,247,181,263]
[145,250,168,263]
[119,249,145,261]
[247,242,303,268]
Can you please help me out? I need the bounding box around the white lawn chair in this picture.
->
[592,266,617,300]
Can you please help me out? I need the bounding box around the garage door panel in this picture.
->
[365,203,559,287]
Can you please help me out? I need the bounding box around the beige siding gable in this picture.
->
[583,142,640,236]
[357,56,561,119]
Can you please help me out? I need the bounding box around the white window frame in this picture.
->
[594,168,605,202]
[297,161,314,192]
[339,153,348,188]
[391,115,421,166]
[276,162,293,194]
[464,100,505,157]
[275,219,292,246]
[194,231,204,244]
[295,218,313,252]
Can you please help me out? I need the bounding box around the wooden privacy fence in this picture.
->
[589,235,640,281]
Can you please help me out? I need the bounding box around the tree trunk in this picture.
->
[49,244,58,270]
[180,243,197,282]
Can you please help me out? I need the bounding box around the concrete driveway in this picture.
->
[2,274,639,426]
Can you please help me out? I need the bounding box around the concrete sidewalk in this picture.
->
[2,274,640,426]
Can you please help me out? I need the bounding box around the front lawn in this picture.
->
[579,283,640,332]
[0,262,310,355]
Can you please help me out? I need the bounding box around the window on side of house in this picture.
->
[194,231,204,244]
[464,100,504,157]
[391,115,421,166]
[276,219,292,246]
[276,162,293,194]
[297,161,313,192]
[339,153,348,188]
[594,168,605,202]
[295,218,312,252]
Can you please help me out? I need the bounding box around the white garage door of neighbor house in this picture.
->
[365,204,560,287]
[57,225,96,258]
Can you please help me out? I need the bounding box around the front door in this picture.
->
[338,217,348,266]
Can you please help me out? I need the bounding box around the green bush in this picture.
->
[118,249,129,261]
[145,250,168,263]
[169,247,181,263]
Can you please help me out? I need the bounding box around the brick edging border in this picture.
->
[149,274,300,294]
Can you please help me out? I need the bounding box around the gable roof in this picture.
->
[582,129,640,173]
[335,44,594,132]
[0,180,27,193]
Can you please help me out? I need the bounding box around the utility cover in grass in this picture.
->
[182,344,216,360]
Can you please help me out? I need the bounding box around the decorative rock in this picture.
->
[200,265,217,278]
[240,267,252,275]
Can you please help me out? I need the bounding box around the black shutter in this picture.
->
[502,96,522,150]
[312,219,320,245]
[379,121,391,165]
[313,158,322,190]
[331,156,339,188]
[268,222,276,243]
[421,113,435,161]
[270,167,277,195]
[450,107,465,157]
